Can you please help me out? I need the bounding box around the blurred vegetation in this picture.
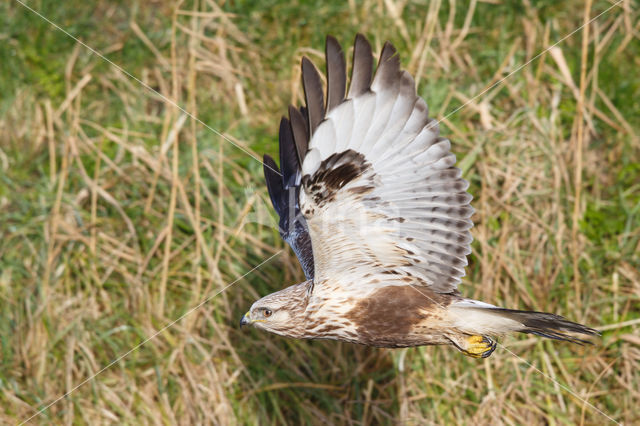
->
[1,0,639,424]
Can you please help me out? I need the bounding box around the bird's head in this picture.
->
[240,281,311,337]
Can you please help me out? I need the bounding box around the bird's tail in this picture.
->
[449,301,600,344]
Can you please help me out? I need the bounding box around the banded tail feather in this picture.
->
[488,307,600,344]
[451,301,599,346]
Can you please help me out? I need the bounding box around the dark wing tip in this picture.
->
[263,153,280,175]
[379,41,399,62]
[325,35,347,113]
[354,33,370,50]
[301,56,325,137]
[326,34,340,52]
[348,33,374,98]
[372,40,402,91]
[278,116,300,188]
[288,105,309,167]
[263,154,284,218]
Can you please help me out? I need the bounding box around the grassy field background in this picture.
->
[1,0,639,424]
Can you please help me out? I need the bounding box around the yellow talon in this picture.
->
[461,335,497,358]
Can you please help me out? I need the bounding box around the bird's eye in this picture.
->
[263,309,273,318]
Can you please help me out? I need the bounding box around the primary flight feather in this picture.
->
[243,34,598,357]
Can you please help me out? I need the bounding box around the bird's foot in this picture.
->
[458,335,497,358]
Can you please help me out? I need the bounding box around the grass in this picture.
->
[1,0,639,423]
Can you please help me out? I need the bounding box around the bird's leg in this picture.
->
[449,334,498,358]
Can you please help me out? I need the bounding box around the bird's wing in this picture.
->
[263,114,315,280]
[295,35,474,294]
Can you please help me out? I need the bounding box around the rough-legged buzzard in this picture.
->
[241,35,597,358]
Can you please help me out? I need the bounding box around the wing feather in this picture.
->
[278,117,300,188]
[299,35,474,295]
[348,34,373,98]
[371,42,401,92]
[345,93,377,153]
[301,57,325,136]
[325,35,347,112]
[262,119,315,280]
[263,154,284,218]
[331,100,355,154]
[288,105,309,165]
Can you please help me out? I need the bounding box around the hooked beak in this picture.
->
[239,311,251,327]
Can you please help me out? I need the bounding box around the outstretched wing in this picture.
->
[296,34,474,294]
[263,115,314,279]
[262,36,351,281]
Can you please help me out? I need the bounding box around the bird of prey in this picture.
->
[241,34,598,358]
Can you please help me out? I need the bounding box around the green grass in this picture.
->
[1,0,639,424]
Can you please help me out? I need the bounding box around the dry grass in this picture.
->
[1,0,639,424]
